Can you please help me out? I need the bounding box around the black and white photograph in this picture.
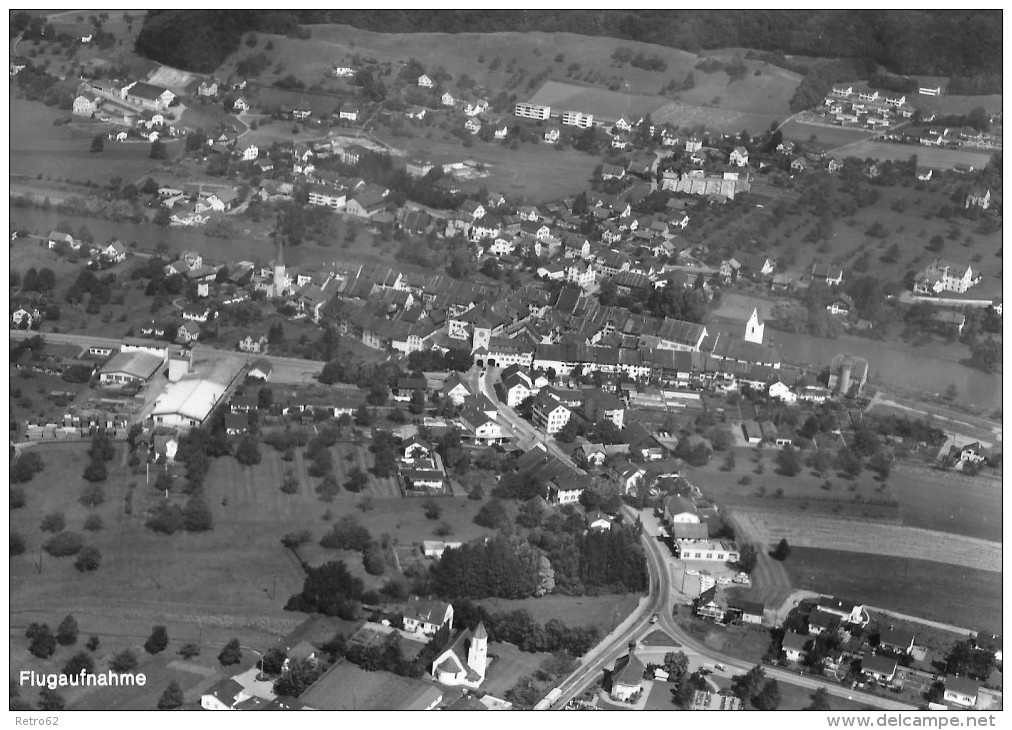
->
[8,8,1003,717]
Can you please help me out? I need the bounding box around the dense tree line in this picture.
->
[453,600,601,655]
[430,535,550,599]
[285,560,365,619]
[135,11,999,79]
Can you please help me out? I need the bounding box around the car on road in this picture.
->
[714,663,726,672]
[649,613,659,624]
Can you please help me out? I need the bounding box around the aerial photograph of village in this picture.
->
[7,9,1003,715]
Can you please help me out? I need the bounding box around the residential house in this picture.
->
[197,79,218,97]
[790,157,808,173]
[782,631,811,663]
[338,104,360,122]
[417,74,434,88]
[232,97,250,112]
[964,187,991,210]
[177,321,201,344]
[441,92,456,107]
[464,118,481,135]
[862,654,898,684]
[403,597,454,636]
[247,359,273,381]
[543,127,560,144]
[943,676,980,708]
[816,596,867,626]
[812,263,843,286]
[98,240,128,263]
[826,294,854,317]
[72,92,99,116]
[878,628,916,656]
[238,333,268,354]
[913,260,980,295]
[531,391,572,434]
[729,146,749,167]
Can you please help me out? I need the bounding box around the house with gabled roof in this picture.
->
[403,596,454,636]
[782,631,812,663]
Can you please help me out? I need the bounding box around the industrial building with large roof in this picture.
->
[98,351,164,386]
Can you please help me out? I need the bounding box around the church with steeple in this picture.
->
[430,622,489,689]
[744,306,764,344]
[272,235,290,298]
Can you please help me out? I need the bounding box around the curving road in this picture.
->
[477,366,579,470]
[549,504,917,711]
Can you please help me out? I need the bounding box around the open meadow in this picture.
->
[731,509,1000,572]
[10,97,184,186]
[836,141,994,171]
[781,548,1002,630]
[376,132,603,202]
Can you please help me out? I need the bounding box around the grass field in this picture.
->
[10,97,185,185]
[376,132,603,202]
[480,641,553,698]
[914,93,1003,116]
[476,594,642,632]
[732,509,1000,572]
[781,548,1002,630]
[250,25,798,137]
[837,141,994,171]
[779,119,875,148]
[673,617,771,664]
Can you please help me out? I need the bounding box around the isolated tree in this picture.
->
[260,647,287,675]
[150,139,168,159]
[84,514,104,532]
[56,615,79,645]
[145,625,169,654]
[74,542,101,571]
[90,134,104,153]
[219,638,243,666]
[80,483,105,506]
[63,651,95,677]
[663,651,689,680]
[771,538,791,561]
[235,435,262,465]
[775,445,801,476]
[736,544,758,574]
[343,467,367,493]
[731,664,766,701]
[40,512,66,533]
[754,679,781,710]
[110,650,139,672]
[82,460,108,482]
[281,470,300,495]
[29,626,57,659]
[806,687,831,711]
[86,636,100,651]
[422,498,442,520]
[10,532,25,556]
[157,681,185,710]
[182,494,213,532]
[273,658,325,698]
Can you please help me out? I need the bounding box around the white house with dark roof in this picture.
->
[782,631,811,663]
[403,597,454,636]
[816,596,868,625]
[943,676,980,707]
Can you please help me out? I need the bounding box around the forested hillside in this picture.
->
[134,10,1001,79]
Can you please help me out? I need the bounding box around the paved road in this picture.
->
[550,505,918,711]
[477,366,579,470]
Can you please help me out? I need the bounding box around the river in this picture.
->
[710,319,1000,408]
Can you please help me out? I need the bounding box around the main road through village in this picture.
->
[548,505,917,711]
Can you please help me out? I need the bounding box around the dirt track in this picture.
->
[731,509,1001,573]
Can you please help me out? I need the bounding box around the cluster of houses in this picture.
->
[822,85,912,130]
